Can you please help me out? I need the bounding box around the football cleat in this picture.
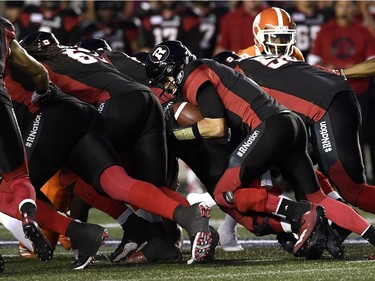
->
[125,234,183,264]
[22,214,53,261]
[293,204,325,256]
[302,218,326,260]
[0,255,4,273]
[173,202,213,264]
[277,232,297,254]
[324,220,345,259]
[67,221,108,270]
[110,241,138,263]
[202,226,219,263]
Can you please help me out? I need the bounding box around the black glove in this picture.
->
[164,107,179,135]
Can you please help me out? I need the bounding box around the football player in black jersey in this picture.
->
[145,40,375,259]
[21,31,216,265]
[213,51,375,219]
[0,17,53,266]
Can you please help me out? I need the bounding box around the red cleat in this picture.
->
[293,204,325,255]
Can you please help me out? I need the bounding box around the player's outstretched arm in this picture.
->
[343,58,375,78]
[9,40,49,92]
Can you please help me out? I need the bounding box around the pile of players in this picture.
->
[1,5,375,273]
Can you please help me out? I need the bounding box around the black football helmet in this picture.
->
[75,38,112,54]
[212,51,240,66]
[20,31,59,50]
[134,51,149,64]
[145,40,196,88]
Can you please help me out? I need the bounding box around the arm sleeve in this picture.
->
[196,82,225,119]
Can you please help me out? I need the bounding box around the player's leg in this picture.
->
[311,91,375,213]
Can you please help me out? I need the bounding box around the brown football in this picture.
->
[172,102,204,127]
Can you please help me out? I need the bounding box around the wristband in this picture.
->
[173,123,202,141]
[191,123,202,140]
[173,127,195,140]
[36,88,49,95]
[339,69,347,80]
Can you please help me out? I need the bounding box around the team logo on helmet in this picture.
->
[176,70,184,84]
[150,45,170,63]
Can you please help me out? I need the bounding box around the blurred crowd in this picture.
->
[0,1,373,56]
[1,0,375,182]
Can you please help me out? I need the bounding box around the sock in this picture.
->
[20,202,37,219]
[35,199,73,235]
[159,187,190,206]
[100,165,180,220]
[219,214,238,233]
[42,229,59,250]
[306,189,370,235]
[331,222,352,241]
[73,178,128,219]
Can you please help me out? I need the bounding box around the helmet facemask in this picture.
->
[256,27,296,55]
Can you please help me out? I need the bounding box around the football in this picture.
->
[172,102,204,127]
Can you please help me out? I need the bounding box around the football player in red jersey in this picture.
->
[20,31,216,265]
[145,40,375,259]
[0,17,54,267]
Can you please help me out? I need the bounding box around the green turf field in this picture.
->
[1,207,375,280]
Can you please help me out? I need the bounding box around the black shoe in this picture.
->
[0,255,4,273]
[110,214,170,263]
[203,226,219,263]
[173,202,213,264]
[301,215,327,260]
[109,240,138,263]
[22,215,53,261]
[293,203,325,256]
[125,235,182,264]
[277,232,297,254]
[67,221,108,269]
[324,219,345,259]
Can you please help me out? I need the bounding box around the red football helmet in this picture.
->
[253,7,296,55]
